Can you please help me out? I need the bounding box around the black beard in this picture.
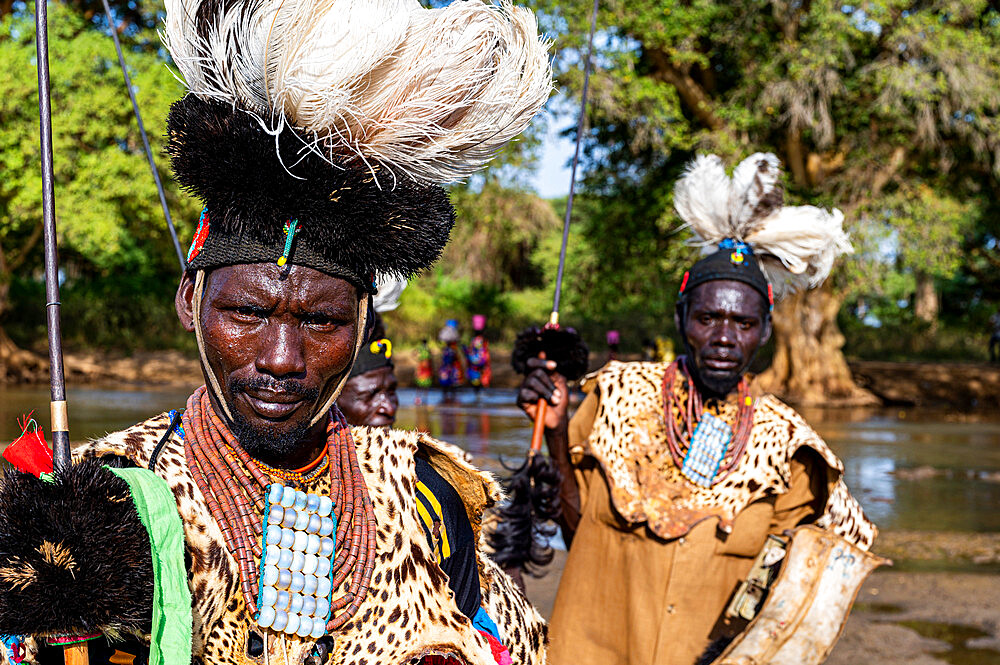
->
[679,338,749,400]
[226,376,319,462]
[689,367,741,399]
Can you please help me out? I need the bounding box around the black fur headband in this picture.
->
[166,95,456,291]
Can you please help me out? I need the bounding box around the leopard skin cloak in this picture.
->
[578,361,877,550]
[76,413,547,665]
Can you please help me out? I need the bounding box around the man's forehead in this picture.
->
[687,280,765,316]
[202,264,359,302]
[347,366,396,390]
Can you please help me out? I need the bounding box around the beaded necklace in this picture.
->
[661,357,755,486]
[242,443,330,486]
[181,386,376,634]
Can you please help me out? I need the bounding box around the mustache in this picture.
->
[699,351,744,364]
[228,376,320,401]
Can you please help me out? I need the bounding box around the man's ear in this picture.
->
[760,314,773,347]
[176,272,197,333]
[673,303,684,340]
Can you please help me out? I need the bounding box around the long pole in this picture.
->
[34,0,70,474]
[530,0,599,447]
[549,0,600,327]
[35,4,89,661]
[100,0,186,272]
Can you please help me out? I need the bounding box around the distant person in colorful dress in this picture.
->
[438,319,464,401]
[414,339,435,404]
[465,314,492,395]
[606,329,620,362]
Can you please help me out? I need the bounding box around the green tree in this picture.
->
[530,0,1000,403]
[0,3,196,378]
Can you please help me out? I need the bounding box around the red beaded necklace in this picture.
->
[181,386,377,631]
[661,357,755,485]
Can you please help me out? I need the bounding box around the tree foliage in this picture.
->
[527,0,1000,394]
[0,3,198,367]
[0,3,195,280]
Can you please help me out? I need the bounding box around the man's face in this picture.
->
[177,264,359,460]
[336,366,399,428]
[675,280,771,397]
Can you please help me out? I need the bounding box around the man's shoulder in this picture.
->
[754,394,844,472]
[351,426,500,537]
[583,359,669,384]
[351,425,498,493]
[580,360,669,403]
[77,411,177,467]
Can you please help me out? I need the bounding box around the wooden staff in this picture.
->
[491,0,600,578]
[32,1,87,662]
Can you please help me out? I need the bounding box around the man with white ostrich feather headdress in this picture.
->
[517,153,885,665]
[0,2,551,665]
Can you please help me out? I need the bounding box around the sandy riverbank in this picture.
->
[521,532,1000,665]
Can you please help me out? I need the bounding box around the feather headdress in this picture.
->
[164,0,552,185]
[163,0,552,289]
[674,153,852,300]
[372,274,407,313]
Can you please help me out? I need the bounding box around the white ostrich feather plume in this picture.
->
[163,0,552,185]
[674,152,852,300]
[372,274,408,313]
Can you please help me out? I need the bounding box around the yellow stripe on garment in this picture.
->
[415,496,435,535]
[416,481,451,559]
[414,497,442,563]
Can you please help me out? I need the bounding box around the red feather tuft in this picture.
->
[4,416,53,477]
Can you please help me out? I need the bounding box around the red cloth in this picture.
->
[3,425,53,477]
[418,631,512,665]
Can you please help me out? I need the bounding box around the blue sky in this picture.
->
[530,113,576,199]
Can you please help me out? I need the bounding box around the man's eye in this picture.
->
[698,315,713,325]
[234,306,266,318]
[304,314,337,326]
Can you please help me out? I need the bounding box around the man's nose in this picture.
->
[256,322,306,377]
[711,320,737,346]
[375,392,397,417]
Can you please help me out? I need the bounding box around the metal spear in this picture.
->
[33,0,88,662]
[100,0,186,273]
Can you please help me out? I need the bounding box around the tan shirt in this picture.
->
[548,391,826,665]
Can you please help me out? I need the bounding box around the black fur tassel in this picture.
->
[511,326,589,382]
[166,95,455,283]
[488,326,590,576]
[488,454,561,576]
[0,458,154,636]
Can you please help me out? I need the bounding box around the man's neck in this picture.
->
[687,369,739,403]
[205,391,330,470]
[252,421,328,470]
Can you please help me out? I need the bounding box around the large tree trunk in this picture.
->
[913,271,939,329]
[758,285,878,406]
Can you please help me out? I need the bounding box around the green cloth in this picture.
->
[107,467,192,665]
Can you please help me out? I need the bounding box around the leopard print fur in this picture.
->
[582,361,877,550]
[76,414,547,665]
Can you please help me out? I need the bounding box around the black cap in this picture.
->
[678,240,773,308]
[348,339,394,379]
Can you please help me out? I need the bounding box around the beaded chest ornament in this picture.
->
[255,485,336,637]
[182,386,377,639]
[662,358,755,487]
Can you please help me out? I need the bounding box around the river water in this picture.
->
[1,385,998,533]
